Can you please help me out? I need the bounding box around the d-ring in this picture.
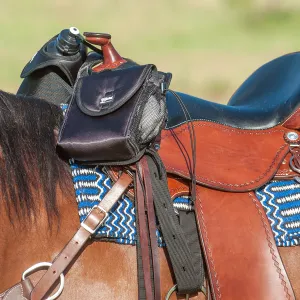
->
[165,284,189,300]
[290,156,300,174]
[22,262,64,300]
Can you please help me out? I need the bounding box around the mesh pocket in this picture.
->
[135,90,166,145]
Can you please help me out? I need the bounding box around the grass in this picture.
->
[1,0,300,103]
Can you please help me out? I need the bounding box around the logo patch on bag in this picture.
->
[100,92,114,104]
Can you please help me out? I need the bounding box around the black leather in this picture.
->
[166,52,300,129]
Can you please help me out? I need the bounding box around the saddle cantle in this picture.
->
[166,52,300,130]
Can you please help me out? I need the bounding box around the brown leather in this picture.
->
[83,32,126,72]
[140,157,161,300]
[167,176,191,200]
[160,121,298,300]
[283,108,300,129]
[136,167,154,300]
[108,167,135,200]
[274,152,298,179]
[194,186,295,300]
[274,153,299,180]
[31,173,132,300]
[159,122,290,191]
[0,279,33,300]
[108,168,187,201]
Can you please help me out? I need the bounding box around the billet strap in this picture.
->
[31,173,132,300]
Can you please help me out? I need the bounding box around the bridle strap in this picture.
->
[31,172,132,300]
[135,156,161,300]
[136,164,154,300]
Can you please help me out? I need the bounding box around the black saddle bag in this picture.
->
[57,63,171,165]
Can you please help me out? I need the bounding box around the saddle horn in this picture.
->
[83,32,126,72]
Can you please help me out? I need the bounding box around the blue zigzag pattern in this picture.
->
[256,180,300,246]
[71,163,193,246]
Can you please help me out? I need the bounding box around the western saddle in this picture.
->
[158,51,300,300]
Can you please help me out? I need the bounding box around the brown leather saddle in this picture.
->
[157,51,300,299]
[4,32,300,300]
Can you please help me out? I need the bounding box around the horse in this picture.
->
[1,31,300,299]
[0,90,206,299]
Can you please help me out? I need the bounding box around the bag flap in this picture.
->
[75,64,154,116]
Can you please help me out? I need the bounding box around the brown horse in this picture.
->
[0,89,299,300]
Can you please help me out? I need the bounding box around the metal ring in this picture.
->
[290,156,300,174]
[165,284,177,300]
[22,262,64,300]
[165,284,189,300]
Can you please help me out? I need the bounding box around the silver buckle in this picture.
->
[81,205,108,234]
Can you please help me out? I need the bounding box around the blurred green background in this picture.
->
[1,0,300,104]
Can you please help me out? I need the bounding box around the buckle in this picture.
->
[81,205,108,234]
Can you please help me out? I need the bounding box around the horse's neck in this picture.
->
[0,185,78,290]
[0,182,188,300]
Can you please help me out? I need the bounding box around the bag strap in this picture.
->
[145,152,202,295]
[31,172,132,300]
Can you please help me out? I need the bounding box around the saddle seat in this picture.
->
[166,52,300,129]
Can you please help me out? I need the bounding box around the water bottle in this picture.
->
[17,27,87,106]
[46,27,81,56]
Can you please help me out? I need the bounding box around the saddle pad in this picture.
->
[256,180,300,246]
[70,162,193,246]
[71,161,300,247]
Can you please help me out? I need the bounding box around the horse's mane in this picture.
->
[0,90,71,223]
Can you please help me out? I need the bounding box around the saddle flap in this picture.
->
[76,64,154,116]
[159,121,291,192]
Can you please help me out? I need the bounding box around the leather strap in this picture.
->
[194,186,295,300]
[136,167,154,300]
[31,173,132,300]
[140,157,161,300]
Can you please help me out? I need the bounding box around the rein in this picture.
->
[0,173,132,300]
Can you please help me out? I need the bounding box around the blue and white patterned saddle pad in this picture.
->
[71,159,300,247]
[256,180,300,246]
[71,162,193,246]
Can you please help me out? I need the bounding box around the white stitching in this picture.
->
[3,284,26,300]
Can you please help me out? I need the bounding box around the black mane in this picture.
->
[0,90,71,223]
